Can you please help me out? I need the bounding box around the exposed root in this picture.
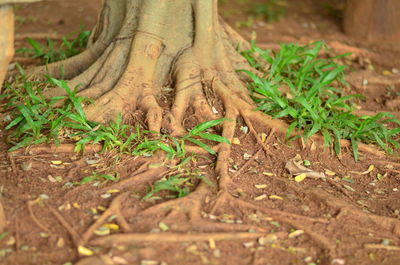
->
[0,199,5,232]
[10,143,102,155]
[308,187,400,237]
[27,201,50,233]
[80,192,131,245]
[90,231,265,247]
[46,203,81,245]
[231,148,263,180]
[100,165,169,192]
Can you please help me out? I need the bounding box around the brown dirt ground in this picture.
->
[1,0,400,265]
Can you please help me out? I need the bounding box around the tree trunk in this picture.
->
[343,0,400,45]
[33,0,253,135]
[0,4,14,92]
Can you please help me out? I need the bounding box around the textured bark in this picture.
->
[36,0,252,135]
[344,0,400,45]
[0,5,14,91]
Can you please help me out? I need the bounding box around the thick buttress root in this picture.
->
[24,0,400,263]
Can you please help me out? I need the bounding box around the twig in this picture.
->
[81,192,131,245]
[27,201,50,233]
[46,203,81,245]
[91,232,265,246]
[231,148,263,180]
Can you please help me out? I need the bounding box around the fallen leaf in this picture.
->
[94,226,110,236]
[362,165,375,175]
[254,194,267,201]
[262,172,275,176]
[50,160,63,165]
[103,223,119,230]
[294,173,307,182]
[255,184,268,189]
[258,234,278,245]
[78,245,94,256]
[232,138,241,145]
[158,222,169,231]
[261,133,267,143]
[106,189,120,194]
[209,238,216,249]
[269,195,283,200]
[325,170,336,176]
[288,230,304,238]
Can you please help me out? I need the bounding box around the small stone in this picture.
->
[362,79,368,86]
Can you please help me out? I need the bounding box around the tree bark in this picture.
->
[0,4,14,91]
[343,0,400,45]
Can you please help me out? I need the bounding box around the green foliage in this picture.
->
[3,72,229,157]
[142,174,191,200]
[251,0,286,22]
[16,26,91,64]
[241,40,400,160]
[76,172,119,186]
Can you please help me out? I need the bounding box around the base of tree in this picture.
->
[18,1,400,263]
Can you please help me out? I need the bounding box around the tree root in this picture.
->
[80,192,131,245]
[308,187,400,237]
[27,200,50,233]
[90,231,265,247]
[46,203,81,245]
[0,198,5,233]
[10,143,102,155]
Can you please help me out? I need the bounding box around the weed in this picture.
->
[3,71,230,158]
[241,40,400,160]
[76,172,119,186]
[16,26,91,64]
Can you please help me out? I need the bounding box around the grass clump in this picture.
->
[16,26,91,64]
[241,40,400,160]
[2,70,229,157]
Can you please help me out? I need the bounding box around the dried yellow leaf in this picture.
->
[261,133,267,143]
[269,195,283,200]
[288,230,304,238]
[232,137,241,145]
[294,173,307,182]
[262,172,275,176]
[103,223,119,230]
[325,170,336,176]
[254,194,267,201]
[362,165,375,175]
[209,238,216,249]
[94,227,110,236]
[72,203,81,209]
[255,184,268,189]
[382,70,392,76]
[78,245,94,256]
[106,189,120,194]
[159,222,169,231]
[50,160,63,165]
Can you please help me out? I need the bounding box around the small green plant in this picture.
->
[250,0,286,23]
[3,70,230,158]
[76,172,119,186]
[143,174,191,200]
[241,40,400,160]
[16,26,91,64]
